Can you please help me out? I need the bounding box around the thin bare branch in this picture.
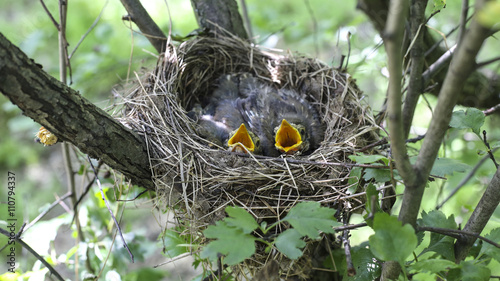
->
[483,103,500,116]
[436,149,495,210]
[69,0,108,59]
[239,0,253,42]
[88,156,135,263]
[39,0,60,30]
[476,55,500,69]
[0,227,65,281]
[24,192,72,231]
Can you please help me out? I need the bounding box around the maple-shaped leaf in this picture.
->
[275,229,306,259]
[201,221,256,265]
[283,202,341,239]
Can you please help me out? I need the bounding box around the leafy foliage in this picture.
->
[449,108,485,136]
[369,213,418,266]
[201,202,341,264]
[418,210,457,260]
[282,201,341,239]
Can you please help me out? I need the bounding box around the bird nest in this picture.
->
[116,32,379,279]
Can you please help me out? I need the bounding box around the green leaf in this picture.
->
[418,210,457,260]
[409,259,458,274]
[275,229,306,259]
[431,158,470,177]
[347,166,362,194]
[225,206,259,233]
[348,154,388,164]
[410,157,470,177]
[369,213,417,266]
[162,230,189,258]
[363,167,392,182]
[431,0,446,14]
[344,247,381,281]
[123,267,167,281]
[201,221,256,265]
[449,108,485,136]
[283,202,341,239]
[479,228,500,262]
[449,260,491,281]
[365,183,382,216]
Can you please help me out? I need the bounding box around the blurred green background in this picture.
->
[1,0,500,280]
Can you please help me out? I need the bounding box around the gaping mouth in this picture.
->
[227,123,255,153]
[275,119,303,153]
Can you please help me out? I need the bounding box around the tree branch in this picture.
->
[190,0,248,39]
[0,32,154,190]
[0,227,65,281]
[455,166,500,262]
[402,0,428,138]
[383,0,415,185]
[120,0,167,53]
[415,1,491,184]
[397,0,492,227]
[357,0,500,110]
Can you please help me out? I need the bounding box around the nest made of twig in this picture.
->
[116,31,380,279]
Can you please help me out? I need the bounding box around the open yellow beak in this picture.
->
[227,123,255,153]
[275,119,303,153]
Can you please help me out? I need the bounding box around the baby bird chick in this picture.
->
[236,74,324,156]
[195,75,260,154]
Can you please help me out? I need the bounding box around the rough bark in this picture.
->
[357,0,500,110]
[190,0,248,39]
[454,166,500,262]
[120,0,167,53]
[0,32,154,190]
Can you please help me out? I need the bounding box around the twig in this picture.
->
[476,56,500,69]
[423,14,472,57]
[436,149,496,210]
[483,103,500,116]
[303,0,319,57]
[0,227,65,281]
[344,31,351,72]
[333,222,368,232]
[117,189,148,201]
[342,213,356,276]
[357,138,388,152]
[69,0,108,59]
[407,134,425,143]
[417,226,500,248]
[482,130,499,168]
[87,155,135,263]
[39,0,60,30]
[239,0,253,42]
[24,191,72,231]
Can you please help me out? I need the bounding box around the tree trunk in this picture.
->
[191,0,248,39]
